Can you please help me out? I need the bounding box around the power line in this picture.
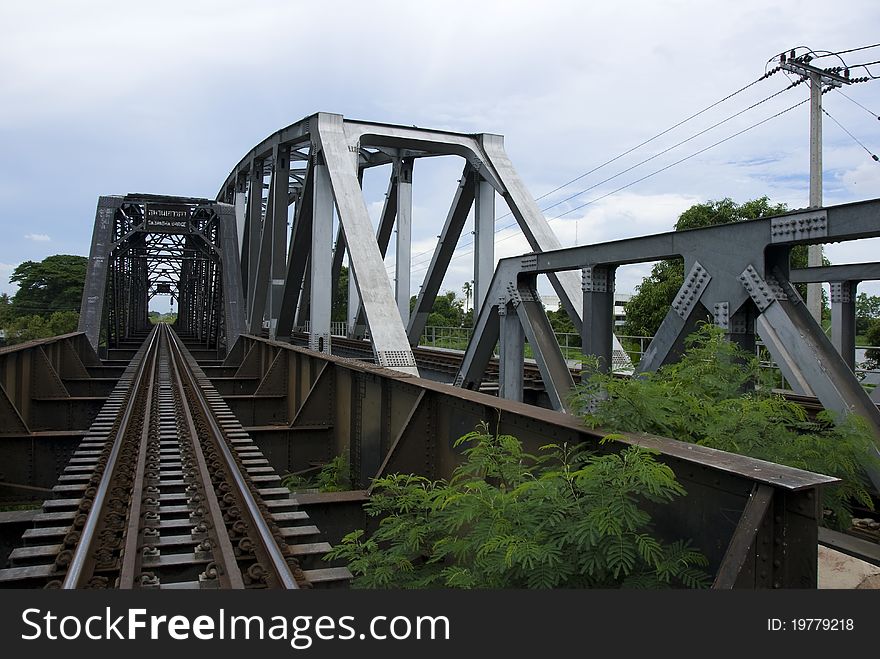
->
[816,44,880,58]
[404,88,807,276]
[822,108,879,161]
[548,98,810,221]
[408,95,811,276]
[532,82,803,218]
[835,89,880,120]
[391,70,783,272]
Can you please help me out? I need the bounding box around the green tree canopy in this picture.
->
[621,197,811,338]
[409,290,465,328]
[9,254,87,318]
[856,293,880,336]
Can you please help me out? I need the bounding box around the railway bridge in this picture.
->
[1,113,879,588]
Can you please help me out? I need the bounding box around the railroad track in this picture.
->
[0,325,350,589]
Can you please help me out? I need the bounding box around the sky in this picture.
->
[1,0,879,310]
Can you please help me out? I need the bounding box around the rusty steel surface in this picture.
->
[0,326,350,589]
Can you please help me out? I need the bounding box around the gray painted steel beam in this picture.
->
[350,167,399,337]
[498,304,524,402]
[78,196,122,349]
[276,167,313,339]
[791,263,880,283]
[247,165,276,334]
[217,203,246,353]
[310,161,333,355]
[751,273,880,488]
[395,158,413,325]
[473,173,495,318]
[830,281,857,371]
[314,113,418,375]
[515,280,575,412]
[407,167,475,344]
[581,266,616,372]
[244,159,264,316]
[270,145,291,327]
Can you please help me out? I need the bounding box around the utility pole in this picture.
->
[777,50,852,323]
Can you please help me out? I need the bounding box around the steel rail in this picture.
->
[166,327,298,589]
[116,330,159,588]
[163,325,246,588]
[62,325,161,589]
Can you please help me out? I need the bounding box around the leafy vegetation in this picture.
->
[282,455,350,493]
[326,423,708,589]
[574,323,877,529]
[1,255,87,344]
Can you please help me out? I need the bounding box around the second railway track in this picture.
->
[0,324,350,589]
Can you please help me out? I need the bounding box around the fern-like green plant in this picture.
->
[325,423,709,589]
[573,323,878,529]
[282,454,350,493]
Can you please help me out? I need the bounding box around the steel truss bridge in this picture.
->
[1,112,879,588]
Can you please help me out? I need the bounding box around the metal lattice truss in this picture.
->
[456,198,880,489]
[216,112,630,375]
[78,194,244,353]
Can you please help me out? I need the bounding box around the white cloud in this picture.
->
[0,262,16,296]
[24,233,50,242]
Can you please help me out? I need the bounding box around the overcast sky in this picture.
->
[1,0,879,308]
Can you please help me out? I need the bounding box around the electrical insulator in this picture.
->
[844,68,850,78]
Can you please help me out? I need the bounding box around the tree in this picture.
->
[9,255,87,318]
[855,293,880,336]
[332,265,349,324]
[621,198,813,339]
[410,290,465,328]
[327,423,708,589]
[864,319,880,367]
[3,311,79,345]
[575,323,877,530]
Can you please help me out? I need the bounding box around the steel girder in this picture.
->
[455,198,880,489]
[78,194,245,355]
[217,112,630,376]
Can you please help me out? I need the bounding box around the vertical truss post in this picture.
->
[79,196,121,349]
[245,159,264,319]
[270,144,291,330]
[310,158,333,354]
[276,168,313,339]
[217,203,245,352]
[830,281,857,371]
[581,266,616,372]
[395,158,413,325]
[407,167,475,344]
[498,302,524,402]
[473,173,495,318]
